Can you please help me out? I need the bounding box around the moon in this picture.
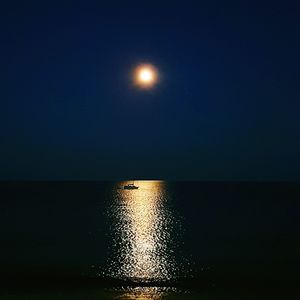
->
[133,64,158,89]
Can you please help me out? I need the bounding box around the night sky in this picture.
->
[1,0,299,180]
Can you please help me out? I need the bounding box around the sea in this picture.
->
[1,181,299,299]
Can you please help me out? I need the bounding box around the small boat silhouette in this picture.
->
[124,182,139,190]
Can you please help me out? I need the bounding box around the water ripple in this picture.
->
[107,181,179,282]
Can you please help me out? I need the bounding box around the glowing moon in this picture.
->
[139,69,154,82]
[133,64,158,89]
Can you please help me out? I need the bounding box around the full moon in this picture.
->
[133,64,158,89]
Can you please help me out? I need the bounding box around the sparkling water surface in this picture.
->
[1,181,298,299]
[106,181,180,282]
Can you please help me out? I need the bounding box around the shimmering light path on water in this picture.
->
[112,287,181,300]
[107,181,179,282]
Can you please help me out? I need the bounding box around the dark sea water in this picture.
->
[1,181,299,299]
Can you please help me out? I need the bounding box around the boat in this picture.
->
[124,182,139,190]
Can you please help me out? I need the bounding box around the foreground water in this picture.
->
[0,287,262,300]
[1,181,299,298]
[1,286,285,300]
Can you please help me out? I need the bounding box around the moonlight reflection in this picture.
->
[114,287,178,300]
[107,181,178,282]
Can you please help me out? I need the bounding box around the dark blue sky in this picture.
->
[1,0,299,180]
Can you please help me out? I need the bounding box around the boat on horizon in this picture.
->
[123,182,139,190]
